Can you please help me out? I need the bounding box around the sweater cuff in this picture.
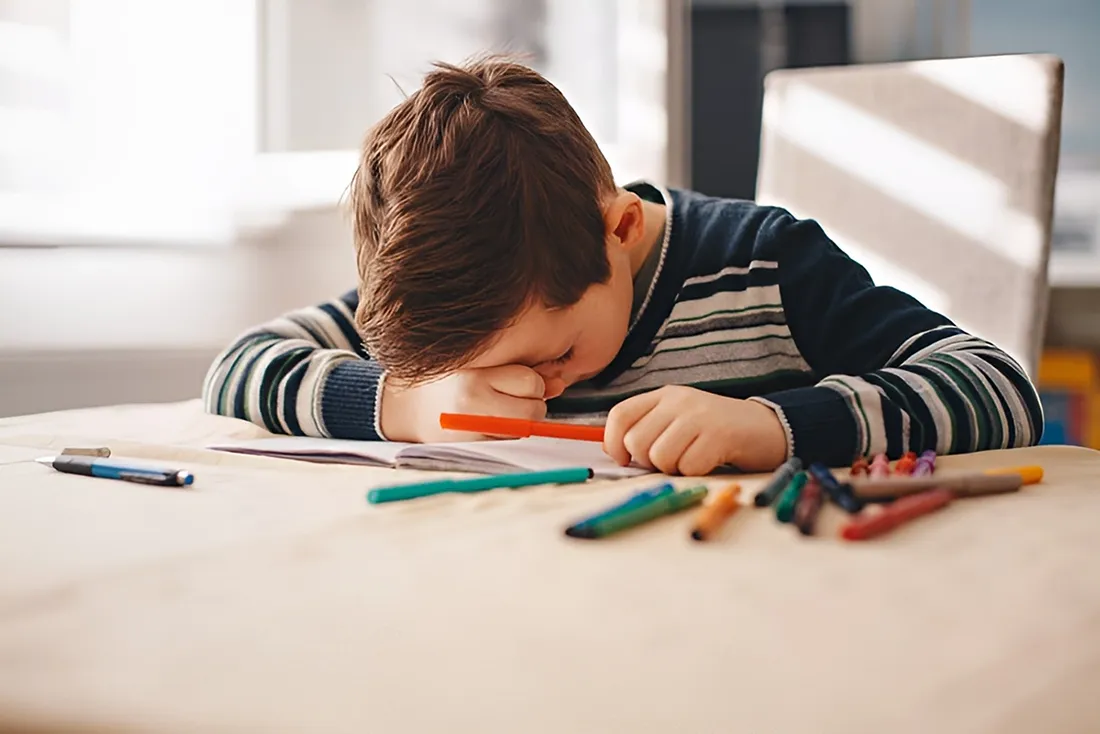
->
[755,385,860,466]
[318,358,386,441]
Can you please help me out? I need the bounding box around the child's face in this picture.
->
[467,237,635,397]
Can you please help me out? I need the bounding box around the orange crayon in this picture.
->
[440,413,604,442]
[690,483,742,541]
[894,451,918,475]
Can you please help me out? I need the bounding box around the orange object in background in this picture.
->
[1038,349,1100,449]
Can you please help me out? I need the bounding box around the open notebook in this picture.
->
[208,436,649,479]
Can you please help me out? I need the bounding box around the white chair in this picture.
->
[756,53,1065,377]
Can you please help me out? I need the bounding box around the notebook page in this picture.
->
[396,437,649,479]
[208,437,414,467]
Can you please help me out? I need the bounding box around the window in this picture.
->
[0,0,670,247]
[257,0,669,198]
[0,0,257,246]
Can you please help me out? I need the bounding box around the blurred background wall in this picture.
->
[0,0,1098,420]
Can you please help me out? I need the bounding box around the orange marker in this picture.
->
[440,413,605,442]
[894,451,918,475]
[690,483,742,541]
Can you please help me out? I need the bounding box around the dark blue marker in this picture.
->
[807,462,864,513]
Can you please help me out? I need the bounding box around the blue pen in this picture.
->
[564,482,675,537]
[36,455,194,487]
[367,466,593,504]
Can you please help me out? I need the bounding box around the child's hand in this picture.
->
[603,386,787,475]
[380,365,564,443]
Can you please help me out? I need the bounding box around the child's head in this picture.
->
[349,57,650,394]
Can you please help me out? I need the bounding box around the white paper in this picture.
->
[209,436,648,479]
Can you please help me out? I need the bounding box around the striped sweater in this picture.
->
[203,183,1043,466]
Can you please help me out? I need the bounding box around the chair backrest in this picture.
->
[756,54,1064,377]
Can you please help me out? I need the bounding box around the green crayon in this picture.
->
[571,485,709,539]
[775,472,808,523]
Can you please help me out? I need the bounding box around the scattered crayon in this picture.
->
[565,483,675,536]
[753,457,803,507]
[808,463,864,513]
[794,477,824,535]
[567,485,708,539]
[775,472,808,523]
[850,457,869,477]
[912,450,937,477]
[848,465,1043,500]
[894,451,918,475]
[840,488,953,541]
[690,483,742,541]
[869,454,891,479]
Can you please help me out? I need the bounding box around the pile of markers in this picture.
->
[754,450,1042,540]
[562,450,1043,542]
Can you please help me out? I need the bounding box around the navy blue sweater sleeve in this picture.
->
[750,213,1043,466]
[202,289,388,440]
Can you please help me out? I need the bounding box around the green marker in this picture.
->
[571,485,709,539]
[775,472,807,523]
[564,482,675,537]
[367,466,593,504]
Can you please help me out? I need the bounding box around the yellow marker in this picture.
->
[690,483,742,541]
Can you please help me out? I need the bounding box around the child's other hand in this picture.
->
[380,365,560,443]
[603,386,787,475]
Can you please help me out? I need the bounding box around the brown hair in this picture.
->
[348,55,616,382]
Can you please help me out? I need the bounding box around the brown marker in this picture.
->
[690,483,741,541]
[847,465,1043,500]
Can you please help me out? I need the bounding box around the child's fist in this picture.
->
[603,386,787,475]
[380,365,555,443]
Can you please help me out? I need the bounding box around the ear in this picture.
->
[602,190,645,250]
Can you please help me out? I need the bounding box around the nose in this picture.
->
[541,374,567,399]
[534,365,568,398]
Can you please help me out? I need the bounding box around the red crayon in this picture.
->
[894,451,918,476]
[840,488,953,541]
[869,454,891,479]
[850,457,869,477]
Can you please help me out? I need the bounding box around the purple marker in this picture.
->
[912,450,936,477]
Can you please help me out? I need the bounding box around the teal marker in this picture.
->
[569,485,709,539]
[775,472,808,523]
[366,466,593,504]
[564,483,675,537]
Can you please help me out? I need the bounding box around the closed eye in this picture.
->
[550,347,574,365]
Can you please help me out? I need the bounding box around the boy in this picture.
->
[203,57,1042,476]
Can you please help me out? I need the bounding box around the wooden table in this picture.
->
[1,400,1098,733]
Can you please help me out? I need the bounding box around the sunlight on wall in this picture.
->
[761,81,1044,271]
[764,193,951,316]
[910,55,1053,133]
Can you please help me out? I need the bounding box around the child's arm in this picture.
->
[202,289,553,441]
[202,289,387,440]
[753,212,1043,466]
